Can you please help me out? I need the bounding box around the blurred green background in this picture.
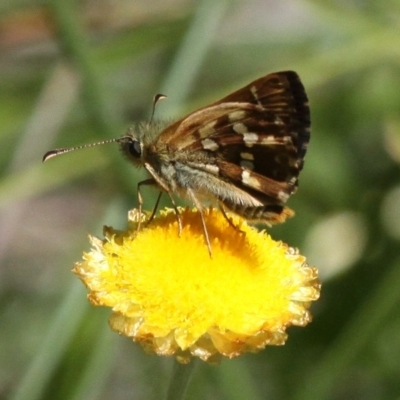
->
[1,0,400,399]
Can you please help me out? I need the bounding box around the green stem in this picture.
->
[165,360,198,400]
[49,0,114,137]
[158,0,232,117]
[9,281,89,400]
[48,0,131,190]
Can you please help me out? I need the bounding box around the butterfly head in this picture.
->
[118,121,169,168]
[118,127,145,167]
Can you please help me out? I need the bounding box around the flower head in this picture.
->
[73,207,320,363]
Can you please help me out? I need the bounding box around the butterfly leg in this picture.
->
[219,204,246,235]
[146,191,163,225]
[137,178,157,231]
[187,188,212,258]
[165,191,183,237]
[142,162,183,234]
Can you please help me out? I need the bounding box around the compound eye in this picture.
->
[128,139,142,158]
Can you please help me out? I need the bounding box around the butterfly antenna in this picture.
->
[42,138,120,162]
[148,93,167,125]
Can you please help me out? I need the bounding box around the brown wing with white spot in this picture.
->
[160,71,309,164]
[211,70,310,167]
[158,72,309,198]
[153,71,310,223]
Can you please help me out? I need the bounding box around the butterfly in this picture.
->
[44,71,310,256]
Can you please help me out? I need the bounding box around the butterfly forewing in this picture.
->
[151,71,310,224]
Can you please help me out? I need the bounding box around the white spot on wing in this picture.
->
[204,164,219,174]
[240,152,254,160]
[233,123,247,134]
[250,85,261,106]
[260,136,287,145]
[201,138,219,151]
[196,163,219,175]
[228,110,246,122]
[241,170,261,189]
[278,191,290,202]
[243,132,258,147]
[250,85,258,99]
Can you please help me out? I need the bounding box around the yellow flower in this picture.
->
[73,207,320,364]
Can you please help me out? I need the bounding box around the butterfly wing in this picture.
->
[154,71,310,222]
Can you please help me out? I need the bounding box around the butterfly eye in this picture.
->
[127,139,142,158]
[119,135,144,166]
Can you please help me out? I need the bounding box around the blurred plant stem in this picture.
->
[10,282,89,400]
[165,361,198,400]
[49,0,115,137]
[49,0,131,190]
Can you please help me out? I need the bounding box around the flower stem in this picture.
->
[165,360,198,400]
